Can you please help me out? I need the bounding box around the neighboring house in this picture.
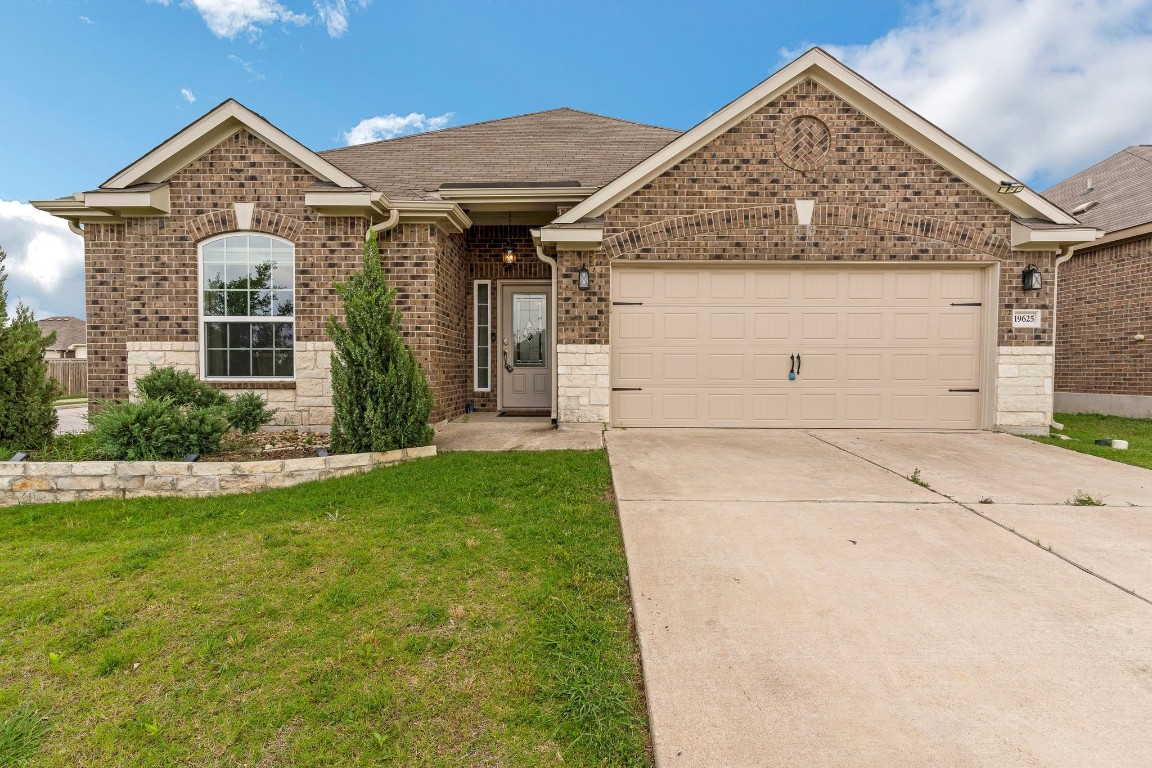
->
[31,49,1098,434]
[1045,147,1152,418]
[36,316,87,359]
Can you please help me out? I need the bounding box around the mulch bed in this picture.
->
[205,430,329,462]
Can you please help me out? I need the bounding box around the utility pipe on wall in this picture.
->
[535,242,559,426]
[1050,245,1075,431]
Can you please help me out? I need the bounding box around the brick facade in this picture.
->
[1055,235,1152,414]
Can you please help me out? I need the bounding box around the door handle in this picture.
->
[796,353,801,376]
[502,341,513,373]
[789,354,796,380]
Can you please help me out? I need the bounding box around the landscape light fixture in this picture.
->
[9,452,29,462]
[1022,264,1042,291]
[998,180,1025,194]
[577,265,591,290]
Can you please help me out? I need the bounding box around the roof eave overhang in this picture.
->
[304,189,472,233]
[30,196,125,225]
[1068,220,1152,253]
[1010,220,1103,250]
[556,48,1078,227]
[536,225,604,251]
[438,186,599,213]
[82,186,171,216]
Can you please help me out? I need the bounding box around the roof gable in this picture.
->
[556,48,1077,226]
[102,99,363,190]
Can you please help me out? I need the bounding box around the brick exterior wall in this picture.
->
[553,79,1056,429]
[1055,235,1152,401]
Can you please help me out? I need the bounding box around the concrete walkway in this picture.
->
[607,429,1152,768]
[54,404,88,434]
[434,413,603,451]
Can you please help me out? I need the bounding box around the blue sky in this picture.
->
[2,0,1152,319]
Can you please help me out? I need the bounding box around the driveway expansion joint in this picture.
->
[805,431,1152,609]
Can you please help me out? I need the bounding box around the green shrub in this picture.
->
[135,365,228,409]
[327,231,433,453]
[224,392,276,434]
[0,246,61,449]
[88,399,229,461]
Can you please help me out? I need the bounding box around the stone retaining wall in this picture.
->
[0,446,436,507]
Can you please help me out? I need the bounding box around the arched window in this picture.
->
[199,234,295,379]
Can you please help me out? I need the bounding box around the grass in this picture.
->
[1030,412,1152,470]
[0,451,650,767]
[907,468,932,489]
[1066,490,1106,507]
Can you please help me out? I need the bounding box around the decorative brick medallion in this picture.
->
[775,114,831,172]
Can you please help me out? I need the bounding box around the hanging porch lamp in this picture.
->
[502,212,517,267]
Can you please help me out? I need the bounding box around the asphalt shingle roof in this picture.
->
[36,316,86,351]
[1044,146,1152,233]
[318,108,681,200]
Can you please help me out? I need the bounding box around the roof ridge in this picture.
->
[319,107,679,156]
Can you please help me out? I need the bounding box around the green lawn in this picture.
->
[0,451,651,767]
[1030,412,1152,470]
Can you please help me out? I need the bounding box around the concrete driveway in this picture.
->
[607,429,1152,767]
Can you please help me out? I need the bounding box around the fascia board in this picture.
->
[1011,220,1102,249]
[437,187,599,204]
[82,185,170,215]
[538,227,604,250]
[104,101,363,190]
[558,48,1077,227]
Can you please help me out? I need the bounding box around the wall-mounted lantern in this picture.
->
[577,265,591,290]
[1022,264,1042,291]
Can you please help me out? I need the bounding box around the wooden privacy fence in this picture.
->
[47,359,87,397]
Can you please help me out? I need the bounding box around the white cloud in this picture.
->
[315,0,348,37]
[78,15,95,24]
[180,87,197,104]
[149,0,309,39]
[809,0,1152,186]
[343,112,454,145]
[0,201,85,320]
[228,54,266,81]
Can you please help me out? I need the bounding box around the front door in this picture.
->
[500,283,552,411]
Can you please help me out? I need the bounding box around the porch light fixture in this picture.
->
[997,180,1025,194]
[577,265,591,290]
[502,213,517,267]
[1022,264,1042,291]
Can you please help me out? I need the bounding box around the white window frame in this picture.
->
[198,232,297,382]
[474,280,492,392]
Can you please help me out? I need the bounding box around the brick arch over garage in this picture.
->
[603,204,1011,260]
[184,207,306,243]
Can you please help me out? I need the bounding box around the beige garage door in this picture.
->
[611,265,986,429]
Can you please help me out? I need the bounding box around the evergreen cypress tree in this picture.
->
[0,246,62,449]
[327,231,433,453]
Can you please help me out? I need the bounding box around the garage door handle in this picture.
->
[612,387,643,392]
[948,388,980,392]
[950,302,982,306]
[612,301,644,306]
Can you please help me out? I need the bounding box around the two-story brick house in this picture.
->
[33,49,1098,434]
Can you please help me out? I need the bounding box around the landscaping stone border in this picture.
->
[0,446,437,507]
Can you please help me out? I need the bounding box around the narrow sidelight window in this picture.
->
[200,234,295,379]
[474,280,491,391]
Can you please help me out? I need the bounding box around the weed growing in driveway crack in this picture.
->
[907,469,932,490]
[1066,491,1105,507]
[978,497,994,504]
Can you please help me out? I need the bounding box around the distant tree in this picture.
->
[0,246,61,448]
[327,230,433,453]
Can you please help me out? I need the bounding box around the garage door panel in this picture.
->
[610,266,985,429]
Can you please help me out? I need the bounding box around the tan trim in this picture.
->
[1068,221,1152,253]
[304,190,391,218]
[103,100,363,189]
[30,196,124,224]
[83,186,171,216]
[1010,220,1102,250]
[437,186,598,204]
[304,189,471,233]
[537,226,603,250]
[556,48,1078,226]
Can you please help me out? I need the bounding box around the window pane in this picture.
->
[206,349,227,377]
[275,349,294,377]
[228,322,251,349]
[203,265,227,290]
[250,290,272,316]
[270,260,292,290]
[202,240,227,259]
[274,323,294,349]
[226,291,248,316]
[273,292,294,317]
[252,350,275,377]
[226,261,250,284]
[203,291,225,316]
[228,350,251,377]
[205,322,227,348]
[251,323,274,349]
[249,261,273,290]
[513,294,547,367]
